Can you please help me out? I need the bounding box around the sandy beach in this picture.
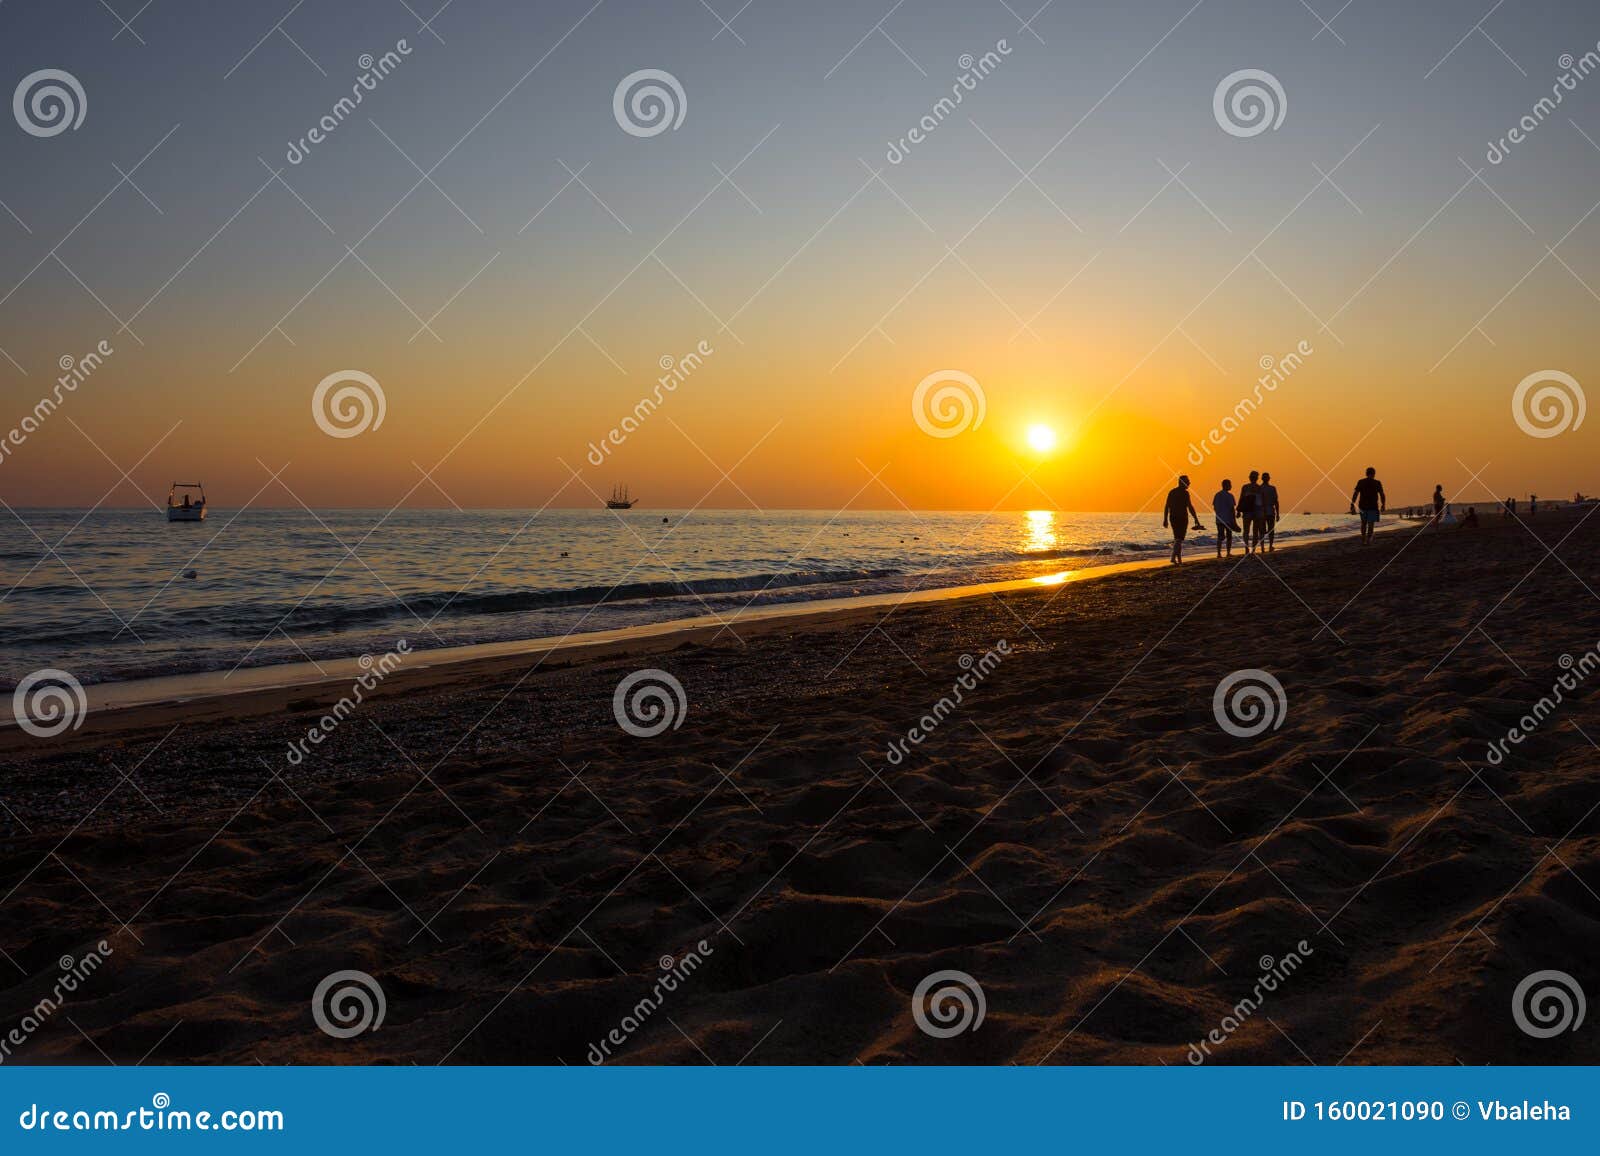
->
[2,508,1598,1065]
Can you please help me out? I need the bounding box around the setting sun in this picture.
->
[1026,424,1058,453]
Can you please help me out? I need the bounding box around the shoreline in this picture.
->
[1,505,1594,1064]
[3,509,1600,1056]
[3,520,1396,746]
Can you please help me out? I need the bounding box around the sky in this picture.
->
[1,0,1597,512]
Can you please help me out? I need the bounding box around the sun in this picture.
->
[1026,423,1057,453]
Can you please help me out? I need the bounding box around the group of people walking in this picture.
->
[1159,466,1565,566]
[1161,466,1413,564]
[1162,469,1282,563]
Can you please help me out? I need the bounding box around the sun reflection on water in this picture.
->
[1023,509,1056,553]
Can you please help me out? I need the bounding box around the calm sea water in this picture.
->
[0,507,1353,686]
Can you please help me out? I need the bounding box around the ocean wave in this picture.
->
[1,511,1359,686]
[232,567,907,635]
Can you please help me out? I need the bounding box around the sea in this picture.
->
[0,507,1354,687]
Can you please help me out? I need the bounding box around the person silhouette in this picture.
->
[1163,474,1200,564]
[1259,471,1280,551]
[1213,479,1239,559]
[1350,466,1385,544]
[1237,470,1262,554]
[1432,484,1446,526]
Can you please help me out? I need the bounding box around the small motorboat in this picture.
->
[605,483,637,510]
[166,481,207,522]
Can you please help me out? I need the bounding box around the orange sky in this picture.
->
[2,1,1596,513]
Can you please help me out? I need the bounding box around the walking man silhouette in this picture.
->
[1164,475,1200,564]
[1238,470,1263,554]
[1260,471,1280,551]
[1213,479,1239,560]
[1350,467,1385,544]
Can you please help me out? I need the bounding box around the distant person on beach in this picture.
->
[1461,506,1479,528]
[1350,467,1385,544]
[1530,494,1538,518]
[1237,471,1263,554]
[1213,479,1239,559]
[1432,484,1446,525]
[1163,475,1199,564]
[1259,471,1280,551]
[1505,496,1516,518]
